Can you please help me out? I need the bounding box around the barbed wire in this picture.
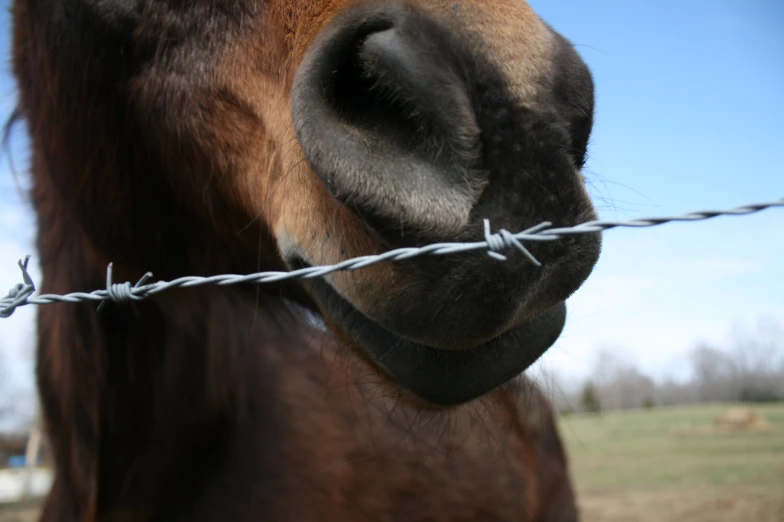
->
[2,197,783,319]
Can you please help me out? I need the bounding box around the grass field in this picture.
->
[560,402,784,522]
[2,402,782,521]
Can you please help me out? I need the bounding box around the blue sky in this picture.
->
[525,0,784,385]
[1,1,783,417]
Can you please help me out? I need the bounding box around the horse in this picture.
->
[9,0,600,520]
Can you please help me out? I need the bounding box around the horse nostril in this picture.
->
[291,6,486,241]
[327,27,444,165]
[350,27,479,159]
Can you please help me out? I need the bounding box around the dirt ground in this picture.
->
[578,484,784,522]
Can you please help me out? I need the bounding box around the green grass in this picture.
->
[557,402,784,494]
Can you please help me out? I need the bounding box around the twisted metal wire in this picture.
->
[2,197,782,318]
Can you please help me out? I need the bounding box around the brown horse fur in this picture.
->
[9,0,600,520]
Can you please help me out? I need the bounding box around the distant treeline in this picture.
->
[541,320,784,414]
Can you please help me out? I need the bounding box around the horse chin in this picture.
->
[295,261,567,406]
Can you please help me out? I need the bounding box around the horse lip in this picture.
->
[290,258,567,405]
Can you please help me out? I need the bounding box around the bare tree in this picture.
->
[548,317,784,414]
[728,318,784,402]
[591,349,622,386]
[690,344,735,402]
[588,350,656,411]
[614,365,656,410]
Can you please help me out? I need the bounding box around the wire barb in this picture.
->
[96,263,154,312]
[0,255,36,318]
[483,219,548,266]
[1,197,782,317]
